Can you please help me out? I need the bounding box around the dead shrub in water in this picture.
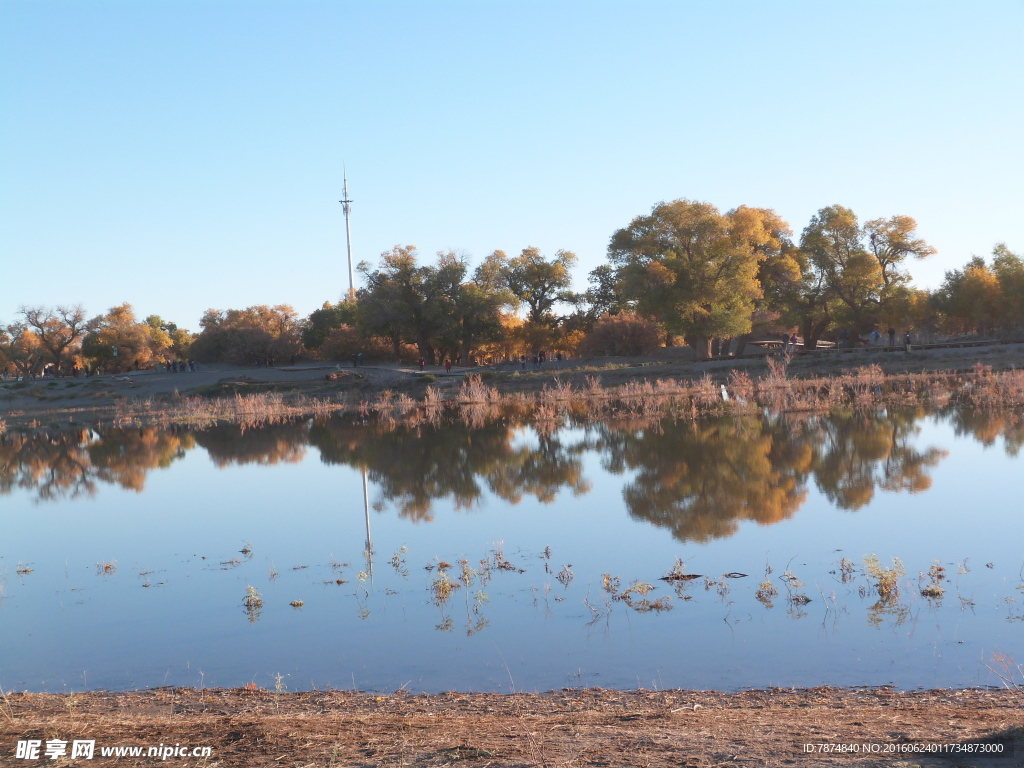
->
[243,585,264,622]
[919,560,947,601]
[691,374,720,409]
[431,571,459,605]
[728,370,754,401]
[584,375,607,402]
[538,377,574,405]
[758,354,792,410]
[863,554,905,600]
[421,385,445,422]
[458,374,494,404]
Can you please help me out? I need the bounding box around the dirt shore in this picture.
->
[2,687,1021,767]
[3,341,1024,428]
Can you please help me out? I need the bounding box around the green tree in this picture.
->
[608,199,765,359]
[503,246,578,326]
[144,315,193,360]
[450,251,515,364]
[301,300,359,352]
[990,243,1024,329]
[864,215,937,292]
[797,207,935,341]
[358,246,461,364]
[800,205,883,334]
[937,257,1004,335]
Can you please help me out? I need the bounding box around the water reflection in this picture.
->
[5,407,1013,539]
[0,427,192,500]
[309,419,589,521]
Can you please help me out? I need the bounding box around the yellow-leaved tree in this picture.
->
[608,199,766,360]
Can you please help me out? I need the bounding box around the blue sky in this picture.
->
[2,1,1022,331]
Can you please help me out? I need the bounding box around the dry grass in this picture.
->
[12,356,1024,433]
[1,687,1019,767]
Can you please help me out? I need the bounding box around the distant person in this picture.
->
[870,329,880,346]
[357,352,363,366]
[444,358,451,373]
[904,331,912,352]
[888,327,896,347]
[419,357,425,371]
[781,332,790,353]
[290,354,296,366]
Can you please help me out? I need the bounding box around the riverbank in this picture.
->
[2,687,1021,767]
[2,341,1023,429]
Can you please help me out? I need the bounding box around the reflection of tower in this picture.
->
[340,168,355,301]
[362,467,373,581]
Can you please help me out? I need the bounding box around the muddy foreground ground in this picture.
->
[2,687,1022,767]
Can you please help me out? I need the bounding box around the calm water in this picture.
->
[1,409,1022,693]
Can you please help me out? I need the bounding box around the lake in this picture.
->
[1,407,1022,693]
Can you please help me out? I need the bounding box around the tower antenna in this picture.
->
[340,167,355,301]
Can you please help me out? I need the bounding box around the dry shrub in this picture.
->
[691,374,720,408]
[579,313,662,357]
[728,370,754,401]
[457,374,498,404]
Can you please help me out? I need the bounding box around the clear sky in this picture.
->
[2,1,1022,332]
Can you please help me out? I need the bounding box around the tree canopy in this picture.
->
[608,199,770,358]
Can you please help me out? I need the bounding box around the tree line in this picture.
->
[3,200,1022,374]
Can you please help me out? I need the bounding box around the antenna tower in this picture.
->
[340,168,355,301]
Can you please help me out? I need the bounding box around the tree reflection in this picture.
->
[811,409,947,510]
[0,427,193,501]
[191,422,308,467]
[591,416,812,542]
[589,409,951,541]
[308,418,589,521]
[946,409,1024,456]
[0,407,972,531]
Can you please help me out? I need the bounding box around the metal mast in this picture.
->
[340,168,355,301]
[362,467,373,582]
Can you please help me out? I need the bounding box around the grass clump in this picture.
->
[431,563,460,605]
[243,585,264,622]
[920,560,947,600]
[864,554,905,600]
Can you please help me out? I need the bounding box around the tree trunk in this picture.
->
[417,338,436,365]
[734,333,751,357]
[689,336,712,361]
